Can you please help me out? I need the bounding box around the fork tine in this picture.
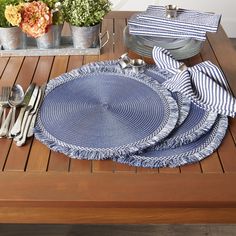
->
[0,86,11,128]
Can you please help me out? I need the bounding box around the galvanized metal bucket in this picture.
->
[0,27,25,50]
[36,24,63,49]
[70,24,100,49]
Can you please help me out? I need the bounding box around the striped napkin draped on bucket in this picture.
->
[152,46,236,117]
[128,5,221,41]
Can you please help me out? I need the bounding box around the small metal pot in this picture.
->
[36,24,63,49]
[0,27,25,50]
[70,23,100,49]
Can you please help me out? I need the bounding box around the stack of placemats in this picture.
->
[34,60,228,168]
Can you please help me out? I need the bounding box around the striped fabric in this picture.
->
[152,47,236,117]
[128,5,221,41]
[146,5,221,32]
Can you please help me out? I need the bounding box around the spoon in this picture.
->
[0,84,24,138]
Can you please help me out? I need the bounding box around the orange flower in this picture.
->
[20,1,52,38]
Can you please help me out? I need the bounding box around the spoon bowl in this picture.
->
[8,84,24,108]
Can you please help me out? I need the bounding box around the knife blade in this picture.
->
[10,83,35,137]
[14,85,39,142]
[27,83,47,138]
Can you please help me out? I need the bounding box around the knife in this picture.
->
[16,87,42,146]
[14,85,39,142]
[27,83,47,138]
[10,83,35,137]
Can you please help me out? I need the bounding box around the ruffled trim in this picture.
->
[145,65,191,126]
[155,109,217,150]
[113,115,228,168]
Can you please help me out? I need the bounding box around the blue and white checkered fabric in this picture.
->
[128,5,221,41]
[152,46,236,117]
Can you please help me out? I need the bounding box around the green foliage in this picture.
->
[62,0,112,27]
[40,0,64,25]
[0,0,20,27]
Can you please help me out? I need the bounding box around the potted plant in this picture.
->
[62,0,112,49]
[0,0,25,50]
[5,0,64,49]
[39,0,64,48]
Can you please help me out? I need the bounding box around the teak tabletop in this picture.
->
[0,12,236,224]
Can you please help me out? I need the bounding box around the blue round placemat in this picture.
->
[82,61,191,126]
[34,65,178,159]
[114,115,228,168]
[79,61,218,149]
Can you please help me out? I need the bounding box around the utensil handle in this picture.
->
[14,108,30,142]
[0,108,12,137]
[16,114,33,146]
[0,107,3,121]
[27,113,37,138]
[1,108,7,128]
[10,106,26,136]
[8,107,16,138]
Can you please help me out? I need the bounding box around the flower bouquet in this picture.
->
[4,0,63,49]
[5,1,52,38]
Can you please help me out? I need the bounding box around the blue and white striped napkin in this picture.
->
[152,46,236,117]
[128,5,221,41]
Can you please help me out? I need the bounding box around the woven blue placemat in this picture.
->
[34,64,178,159]
[64,61,218,151]
[114,115,228,168]
[82,60,191,126]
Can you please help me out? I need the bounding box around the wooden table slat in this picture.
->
[113,19,127,57]
[200,152,223,173]
[69,160,92,173]
[100,18,115,60]
[180,162,202,173]
[217,130,236,172]
[26,139,50,171]
[0,57,9,78]
[207,26,236,96]
[47,151,70,172]
[0,57,24,87]
[229,117,236,143]
[92,160,114,173]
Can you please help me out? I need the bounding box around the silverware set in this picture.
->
[0,83,46,146]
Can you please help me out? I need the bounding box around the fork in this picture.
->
[0,87,11,126]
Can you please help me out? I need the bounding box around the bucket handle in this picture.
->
[99,31,109,49]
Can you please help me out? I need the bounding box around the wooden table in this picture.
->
[0,12,236,224]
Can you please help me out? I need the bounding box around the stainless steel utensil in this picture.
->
[27,83,47,138]
[7,84,24,138]
[14,85,39,142]
[0,87,11,126]
[0,85,24,137]
[10,83,35,137]
[16,87,42,146]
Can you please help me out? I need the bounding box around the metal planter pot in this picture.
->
[70,23,100,49]
[36,24,63,49]
[0,27,25,50]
